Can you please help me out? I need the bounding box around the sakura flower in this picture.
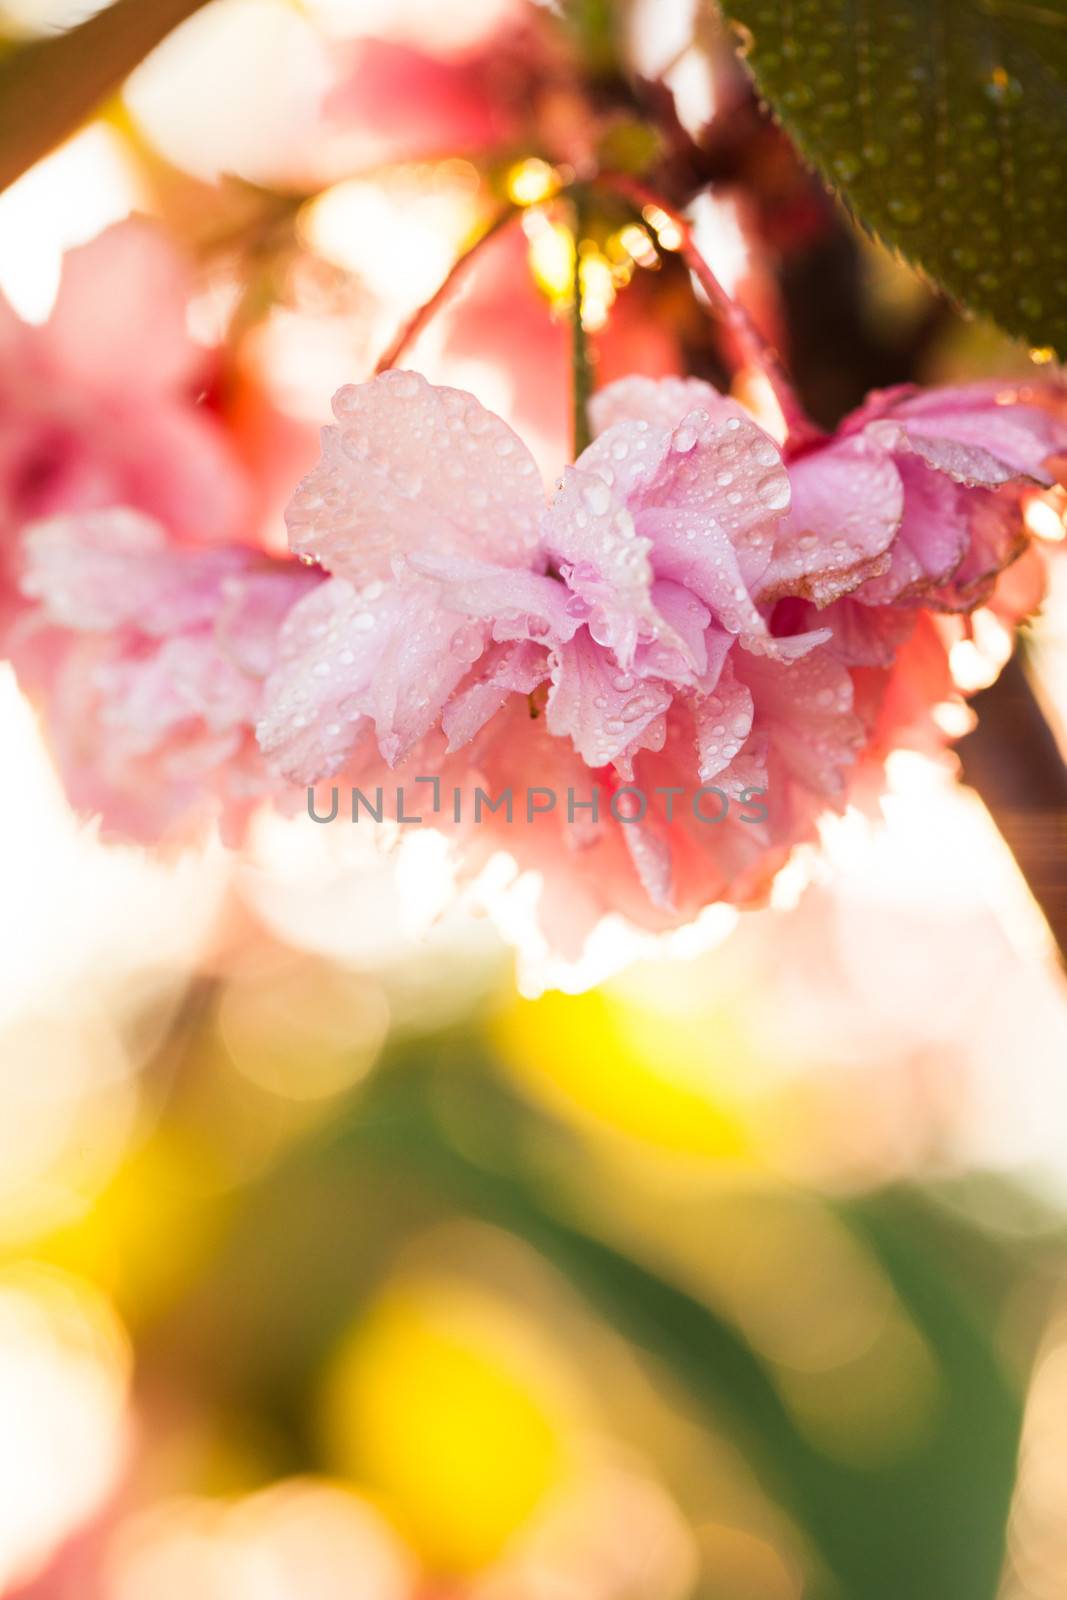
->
[0,219,249,649]
[257,369,862,944]
[814,379,1067,611]
[12,509,317,844]
[321,2,552,171]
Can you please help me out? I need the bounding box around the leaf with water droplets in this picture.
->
[717,0,1067,353]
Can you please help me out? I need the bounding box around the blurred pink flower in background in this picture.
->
[0,220,248,645]
[10,510,317,844]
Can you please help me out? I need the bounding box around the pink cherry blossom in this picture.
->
[814,379,1067,610]
[321,3,555,172]
[257,367,1067,949]
[254,370,860,944]
[0,219,250,649]
[12,508,318,844]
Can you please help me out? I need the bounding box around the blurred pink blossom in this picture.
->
[0,219,250,647]
[321,3,558,171]
[12,509,317,844]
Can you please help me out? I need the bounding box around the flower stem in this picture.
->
[571,187,594,458]
[959,648,1067,966]
[375,204,518,375]
[597,172,817,444]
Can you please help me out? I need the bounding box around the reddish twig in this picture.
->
[374,204,519,375]
[598,172,817,444]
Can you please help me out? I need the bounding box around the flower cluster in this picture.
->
[242,368,1064,948]
[5,240,1065,950]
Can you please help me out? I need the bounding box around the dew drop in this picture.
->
[757,472,789,509]
[582,479,613,516]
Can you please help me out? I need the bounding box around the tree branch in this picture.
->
[0,0,213,195]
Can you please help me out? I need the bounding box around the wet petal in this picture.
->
[286,370,545,583]
[590,374,744,436]
[760,434,902,606]
[854,457,969,605]
[851,382,1067,486]
[737,646,864,798]
[258,575,487,779]
[442,639,549,750]
[405,549,578,645]
[546,629,670,772]
[693,658,754,783]
[542,462,660,667]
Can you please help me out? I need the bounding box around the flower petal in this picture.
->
[632,579,715,683]
[853,457,969,605]
[737,646,863,799]
[541,462,660,667]
[404,549,578,645]
[286,370,544,582]
[627,410,789,631]
[257,575,487,779]
[693,658,755,783]
[442,639,549,750]
[851,382,1067,487]
[41,219,200,396]
[617,805,675,910]
[590,374,744,436]
[760,434,902,606]
[546,629,670,772]
[19,508,249,633]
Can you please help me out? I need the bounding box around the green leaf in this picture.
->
[716,0,1067,354]
[174,1046,1024,1600]
[0,0,212,196]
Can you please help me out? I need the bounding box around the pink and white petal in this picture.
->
[574,418,675,503]
[759,434,902,606]
[546,629,671,771]
[590,375,744,437]
[927,487,1029,611]
[642,507,767,637]
[286,370,544,582]
[693,657,754,783]
[216,565,322,677]
[257,575,487,781]
[861,382,1067,483]
[716,737,770,803]
[854,457,969,605]
[632,579,715,683]
[405,549,577,645]
[616,805,675,910]
[643,501,830,661]
[864,417,1023,488]
[542,464,659,666]
[19,508,250,634]
[744,626,833,662]
[784,596,915,669]
[737,646,864,799]
[630,407,789,592]
[20,630,257,844]
[42,219,199,397]
[630,409,790,579]
[442,639,549,750]
[97,632,260,752]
